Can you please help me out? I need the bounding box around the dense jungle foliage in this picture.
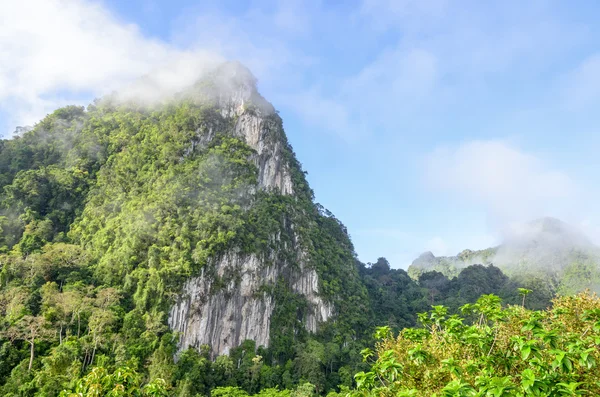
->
[0,81,573,396]
[351,292,600,397]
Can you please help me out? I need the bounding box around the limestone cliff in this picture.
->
[169,252,334,356]
[168,62,335,356]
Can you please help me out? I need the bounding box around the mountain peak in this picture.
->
[207,61,257,89]
[411,251,436,266]
[186,61,274,117]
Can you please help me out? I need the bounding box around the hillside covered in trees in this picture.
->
[408,217,600,297]
[0,63,590,396]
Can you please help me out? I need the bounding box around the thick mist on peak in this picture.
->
[112,53,224,105]
[494,217,598,276]
[409,216,600,282]
[111,60,275,116]
[501,217,591,249]
[183,61,275,116]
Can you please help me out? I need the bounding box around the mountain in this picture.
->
[159,62,368,356]
[408,217,600,294]
[0,61,377,393]
[3,62,369,358]
[408,248,497,279]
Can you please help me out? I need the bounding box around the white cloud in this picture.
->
[0,0,318,135]
[0,0,323,137]
[424,236,449,256]
[424,140,580,225]
[0,0,226,133]
[288,47,438,139]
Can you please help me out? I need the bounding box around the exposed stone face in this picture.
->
[188,62,294,195]
[168,63,328,356]
[234,112,294,195]
[168,253,334,356]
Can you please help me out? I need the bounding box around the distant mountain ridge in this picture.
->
[408,217,600,294]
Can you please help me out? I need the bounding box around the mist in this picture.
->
[113,54,224,106]
[420,139,600,261]
[0,1,237,135]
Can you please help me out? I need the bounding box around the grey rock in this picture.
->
[168,63,328,356]
[169,252,333,357]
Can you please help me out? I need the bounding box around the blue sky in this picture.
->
[2,0,600,267]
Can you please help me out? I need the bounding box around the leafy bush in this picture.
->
[352,292,600,396]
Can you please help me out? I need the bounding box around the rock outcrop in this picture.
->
[168,62,330,356]
[169,252,333,356]
[184,62,294,195]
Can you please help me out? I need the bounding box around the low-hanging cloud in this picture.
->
[0,0,324,136]
[424,140,581,228]
[0,0,228,134]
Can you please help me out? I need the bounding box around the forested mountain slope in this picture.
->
[0,62,371,395]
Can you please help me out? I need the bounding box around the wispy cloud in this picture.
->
[424,236,450,256]
[278,0,586,142]
[424,140,583,227]
[562,54,600,110]
[0,0,311,135]
[0,0,224,133]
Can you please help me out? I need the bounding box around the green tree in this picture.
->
[3,315,54,371]
[60,365,168,397]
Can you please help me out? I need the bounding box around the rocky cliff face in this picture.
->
[168,62,332,356]
[169,252,334,356]
[233,112,294,195]
[182,62,294,196]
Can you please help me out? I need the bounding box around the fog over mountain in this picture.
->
[409,217,600,292]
